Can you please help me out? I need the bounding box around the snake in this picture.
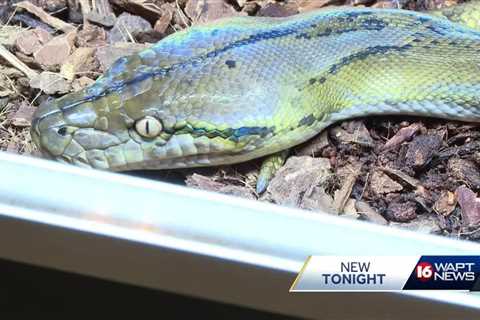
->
[31,1,480,193]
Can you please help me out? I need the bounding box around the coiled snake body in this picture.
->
[31,2,480,191]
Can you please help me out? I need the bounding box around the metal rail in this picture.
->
[0,151,478,318]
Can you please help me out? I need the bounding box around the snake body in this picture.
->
[31,2,480,173]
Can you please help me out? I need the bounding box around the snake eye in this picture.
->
[135,116,163,138]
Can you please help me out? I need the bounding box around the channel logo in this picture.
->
[404,256,480,290]
[416,262,434,282]
[290,256,480,292]
[416,260,476,282]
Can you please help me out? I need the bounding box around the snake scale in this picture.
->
[31,1,480,192]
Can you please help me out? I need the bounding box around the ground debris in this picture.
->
[355,200,388,225]
[15,1,75,33]
[0,44,38,79]
[298,0,342,13]
[447,158,480,190]
[382,122,423,150]
[265,156,332,208]
[405,133,443,171]
[185,0,245,24]
[60,47,97,81]
[385,199,417,222]
[95,42,151,71]
[109,0,163,23]
[14,28,51,55]
[333,162,362,213]
[108,12,152,43]
[433,190,457,216]
[369,169,403,195]
[186,172,255,199]
[294,131,330,156]
[330,120,374,148]
[242,1,260,15]
[372,0,399,8]
[378,166,420,187]
[76,24,108,48]
[0,25,27,47]
[29,71,71,94]
[258,2,299,17]
[33,31,76,68]
[342,198,360,219]
[300,185,336,214]
[7,101,36,127]
[456,185,480,227]
[71,75,95,91]
[154,3,175,34]
[85,0,117,27]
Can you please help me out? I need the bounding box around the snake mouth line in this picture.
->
[47,126,276,171]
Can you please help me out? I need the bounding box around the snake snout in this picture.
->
[31,100,73,158]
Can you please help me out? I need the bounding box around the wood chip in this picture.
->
[186,173,226,191]
[60,47,96,81]
[330,121,374,148]
[456,185,480,226]
[405,134,443,170]
[109,0,163,22]
[154,3,174,34]
[0,25,28,47]
[370,170,403,195]
[185,0,246,24]
[185,173,255,199]
[448,158,480,189]
[71,76,95,91]
[266,156,332,208]
[15,1,76,33]
[333,162,362,213]
[108,12,153,43]
[372,0,399,8]
[95,43,151,71]
[15,28,52,55]
[86,0,116,27]
[355,200,388,225]
[298,0,342,13]
[342,198,360,219]
[386,200,417,222]
[301,186,336,214]
[33,31,76,67]
[258,2,298,17]
[0,44,38,79]
[382,122,422,150]
[30,71,71,94]
[8,102,36,127]
[379,167,420,187]
[242,1,260,15]
[433,190,457,216]
[295,131,330,156]
[76,24,108,48]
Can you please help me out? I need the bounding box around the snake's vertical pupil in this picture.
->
[135,116,162,138]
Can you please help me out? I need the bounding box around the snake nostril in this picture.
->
[57,127,68,136]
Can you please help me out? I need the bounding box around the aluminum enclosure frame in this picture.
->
[0,151,479,318]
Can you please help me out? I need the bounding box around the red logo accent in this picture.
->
[416,262,434,282]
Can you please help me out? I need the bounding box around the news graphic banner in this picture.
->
[290,256,480,292]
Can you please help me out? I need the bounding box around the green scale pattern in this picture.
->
[31,2,480,172]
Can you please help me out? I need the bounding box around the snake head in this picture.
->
[30,22,297,171]
[30,53,277,171]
